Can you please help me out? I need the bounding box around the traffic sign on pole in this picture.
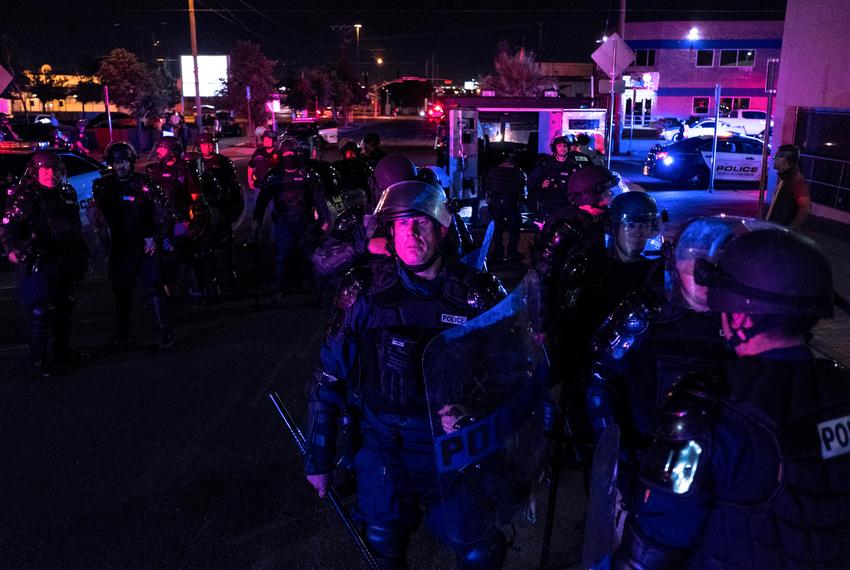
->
[591,33,635,79]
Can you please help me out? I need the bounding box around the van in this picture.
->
[721,110,772,136]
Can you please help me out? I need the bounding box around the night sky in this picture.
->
[3,0,785,81]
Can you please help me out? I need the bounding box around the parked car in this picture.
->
[662,119,744,141]
[720,109,773,136]
[215,111,242,137]
[644,135,766,189]
[6,122,73,144]
[0,143,108,226]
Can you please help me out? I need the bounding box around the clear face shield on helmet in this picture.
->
[608,209,663,262]
[666,216,776,311]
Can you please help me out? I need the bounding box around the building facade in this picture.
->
[621,20,783,125]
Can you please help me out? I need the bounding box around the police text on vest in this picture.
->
[818,414,850,460]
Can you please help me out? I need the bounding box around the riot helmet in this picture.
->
[104,141,138,164]
[155,137,183,163]
[567,165,624,208]
[702,228,833,317]
[416,166,441,188]
[668,216,777,312]
[373,155,418,193]
[375,179,453,228]
[340,140,360,159]
[198,131,218,157]
[550,134,575,155]
[26,152,65,188]
[606,190,662,262]
[261,129,276,147]
[275,136,303,170]
[363,132,381,149]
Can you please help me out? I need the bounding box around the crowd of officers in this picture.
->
[2,128,849,569]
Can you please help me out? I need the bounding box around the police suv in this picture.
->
[644,135,766,189]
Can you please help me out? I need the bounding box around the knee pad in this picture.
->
[454,533,507,570]
[365,524,408,568]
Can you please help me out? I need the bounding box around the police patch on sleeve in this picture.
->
[818,414,850,460]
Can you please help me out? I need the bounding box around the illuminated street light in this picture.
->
[354,24,362,61]
[596,35,609,44]
[687,27,700,41]
[376,56,384,65]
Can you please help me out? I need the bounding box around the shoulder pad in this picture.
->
[444,263,507,310]
[591,288,664,360]
[335,265,372,310]
[638,371,725,495]
[656,371,727,440]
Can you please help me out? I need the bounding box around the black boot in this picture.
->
[150,296,174,350]
[108,286,133,351]
[53,296,91,368]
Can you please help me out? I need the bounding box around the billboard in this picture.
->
[180,55,228,97]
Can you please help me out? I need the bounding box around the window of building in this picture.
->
[696,49,714,67]
[720,49,756,67]
[693,97,710,114]
[720,97,751,115]
[634,49,656,66]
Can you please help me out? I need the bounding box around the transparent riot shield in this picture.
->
[422,271,549,526]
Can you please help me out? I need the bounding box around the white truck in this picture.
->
[720,109,773,136]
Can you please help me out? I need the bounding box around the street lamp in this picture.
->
[354,24,362,61]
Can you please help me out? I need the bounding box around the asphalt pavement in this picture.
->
[1,120,848,568]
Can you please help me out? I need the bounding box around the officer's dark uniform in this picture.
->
[613,228,850,568]
[254,142,329,295]
[146,144,205,300]
[308,259,508,567]
[529,155,575,221]
[483,159,526,262]
[305,181,509,568]
[93,156,172,348]
[332,156,372,212]
[1,154,88,377]
[248,146,278,191]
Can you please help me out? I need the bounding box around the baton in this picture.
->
[268,392,379,570]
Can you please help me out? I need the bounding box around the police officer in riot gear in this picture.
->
[533,165,622,345]
[2,152,89,378]
[247,130,278,191]
[146,137,205,303]
[332,140,372,213]
[612,227,850,568]
[304,180,509,568]
[483,154,526,263]
[586,216,757,509]
[361,132,387,169]
[94,142,173,350]
[253,137,330,304]
[197,131,242,295]
[529,134,585,222]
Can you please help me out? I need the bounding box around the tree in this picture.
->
[30,70,69,113]
[329,57,366,125]
[288,67,333,116]
[74,79,102,116]
[480,41,553,97]
[218,41,277,126]
[0,35,33,120]
[98,48,172,122]
[97,48,148,114]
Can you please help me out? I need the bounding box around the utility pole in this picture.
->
[613,0,626,155]
[538,22,543,58]
[188,0,202,129]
